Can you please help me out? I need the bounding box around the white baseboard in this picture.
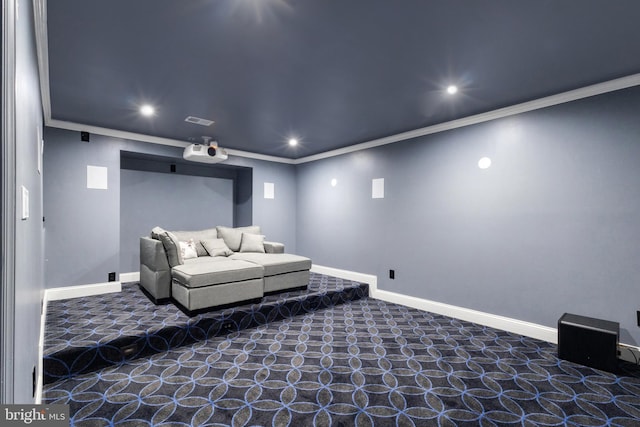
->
[37,281,121,401]
[311,264,378,294]
[311,265,557,343]
[119,272,140,283]
[35,297,47,404]
[374,288,558,344]
[312,266,640,364]
[45,281,121,302]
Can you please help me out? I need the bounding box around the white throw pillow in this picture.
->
[179,239,198,259]
[239,233,266,253]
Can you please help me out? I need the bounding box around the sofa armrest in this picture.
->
[141,237,170,271]
[140,237,172,302]
[264,241,285,254]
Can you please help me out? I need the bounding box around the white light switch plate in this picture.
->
[21,185,29,220]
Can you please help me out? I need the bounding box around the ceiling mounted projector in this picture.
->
[183,137,228,164]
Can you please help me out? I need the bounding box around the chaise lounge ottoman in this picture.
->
[171,258,264,314]
[230,253,311,294]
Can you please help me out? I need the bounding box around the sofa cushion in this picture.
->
[182,256,221,265]
[172,259,264,288]
[172,228,217,257]
[201,238,233,257]
[216,225,261,252]
[230,253,311,276]
[239,233,266,253]
[155,229,183,267]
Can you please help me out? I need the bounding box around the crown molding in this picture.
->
[225,148,296,164]
[293,73,640,164]
[46,119,297,164]
[47,119,190,148]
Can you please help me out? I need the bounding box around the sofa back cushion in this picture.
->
[216,225,261,252]
[172,228,217,256]
[153,228,183,267]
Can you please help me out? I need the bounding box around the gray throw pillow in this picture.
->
[201,238,233,257]
[157,230,183,267]
[216,225,261,252]
[239,233,266,253]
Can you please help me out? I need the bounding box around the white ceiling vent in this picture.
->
[184,116,214,126]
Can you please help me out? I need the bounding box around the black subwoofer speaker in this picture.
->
[558,313,619,373]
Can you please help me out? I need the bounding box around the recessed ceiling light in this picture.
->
[288,138,298,147]
[446,85,458,95]
[331,178,338,187]
[140,105,155,117]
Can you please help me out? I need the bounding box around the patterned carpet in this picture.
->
[43,280,640,426]
[43,273,368,384]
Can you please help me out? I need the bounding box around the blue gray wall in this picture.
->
[119,169,234,273]
[231,156,298,250]
[12,0,45,402]
[43,127,297,288]
[44,130,123,287]
[296,86,640,345]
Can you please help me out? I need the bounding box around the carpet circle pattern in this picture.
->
[44,297,640,426]
[43,274,368,384]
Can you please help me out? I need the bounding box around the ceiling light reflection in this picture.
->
[478,157,492,169]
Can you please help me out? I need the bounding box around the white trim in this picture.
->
[45,119,297,164]
[373,288,640,363]
[374,288,558,344]
[47,119,190,148]
[310,265,560,343]
[35,298,47,404]
[45,281,121,302]
[311,264,377,294]
[1,0,18,402]
[36,281,120,401]
[34,0,51,123]
[119,272,140,283]
[226,149,296,164]
[44,72,640,166]
[294,73,640,164]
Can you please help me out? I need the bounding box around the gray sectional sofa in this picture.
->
[140,225,311,314]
